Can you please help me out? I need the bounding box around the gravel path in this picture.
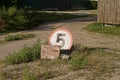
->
[0,15,120,60]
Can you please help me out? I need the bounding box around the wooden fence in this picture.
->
[98,0,120,24]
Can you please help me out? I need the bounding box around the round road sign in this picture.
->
[48,28,73,50]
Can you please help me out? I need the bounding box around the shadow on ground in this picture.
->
[30,14,97,31]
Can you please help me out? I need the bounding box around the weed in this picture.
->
[70,44,118,77]
[70,57,88,70]
[22,71,37,80]
[32,70,62,80]
[22,70,62,80]
[84,22,120,37]
[70,44,89,70]
[41,71,61,79]
[0,6,27,30]
[4,40,41,64]
[0,71,5,80]
[5,33,36,41]
[1,70,12,80]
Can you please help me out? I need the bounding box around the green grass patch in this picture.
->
[5,33,36,41]
[70,44,118,76]
[70,57,87,70]
[4,40,41,64]
[84,22,120,37]
[70,46,88,70]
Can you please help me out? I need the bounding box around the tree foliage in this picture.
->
[0,0,24,8]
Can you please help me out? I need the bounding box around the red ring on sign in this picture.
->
[48,28,73,49]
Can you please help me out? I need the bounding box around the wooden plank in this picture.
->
[108,0,112,24]
[98,0,105,23]
[97,0,101,23]
[103,0,106,23]
[98,0,102,23]
[104,0,108,24]
[107,0,113,24]
[117,0,120,24]
[111,0,117,24]
[98,0,120,24]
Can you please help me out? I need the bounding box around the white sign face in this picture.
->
[49,28,73,50]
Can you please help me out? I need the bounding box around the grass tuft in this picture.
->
[84,22,120,37]
[4,40,41,64]
[22,71,37,80]
[70,44,116,77]
[1,43,119,79]
[5,33,36,41]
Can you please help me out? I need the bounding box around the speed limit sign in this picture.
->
[48,28,73,50]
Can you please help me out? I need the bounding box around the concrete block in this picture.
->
[41,45,60,59]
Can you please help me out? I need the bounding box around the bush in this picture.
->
[84,1,97,9]
[4,40,41,64]
[0,0,24,8]
[0,6,27,31]
[0,9,8,31]
[5,33,36,41]
[0,20,7,31]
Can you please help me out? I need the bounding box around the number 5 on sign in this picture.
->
[49,28,73,50]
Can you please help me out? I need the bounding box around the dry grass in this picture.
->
[70,44,120,79]
[0,40,5,45]
[0,44,120,80]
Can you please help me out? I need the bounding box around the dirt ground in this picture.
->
[0,15,120,60]
[0,12,120,80]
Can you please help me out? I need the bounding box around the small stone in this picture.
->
[61,54,70,60]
